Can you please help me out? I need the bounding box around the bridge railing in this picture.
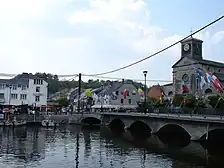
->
[95,107,224,118]
[155,107,224,116]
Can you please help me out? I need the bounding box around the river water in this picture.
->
[0,126,222,168]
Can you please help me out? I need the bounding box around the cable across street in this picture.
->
[83,15,224,76]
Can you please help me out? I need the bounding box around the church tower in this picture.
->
[181,37,203,60]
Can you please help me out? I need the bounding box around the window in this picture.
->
[218,69,221,72]
[128,99,131,104]
[0,93,4,99]
[121,98,124,104]
[22,85,26,90]
[12,85,17,90]
[34,79,43,85]
[35,96,40,102]
[20,94,27,100]
[36,86,40,92]
[115,91,119,95]
[11,94,18,99]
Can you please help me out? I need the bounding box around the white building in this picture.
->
[0,73,48,107]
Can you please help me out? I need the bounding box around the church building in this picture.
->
[163,36,224,97]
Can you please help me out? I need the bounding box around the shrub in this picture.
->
[184,94,196,108]
[172,94,184,107]
[208,95,224,108]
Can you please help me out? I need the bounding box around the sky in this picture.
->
[0,0,224,85]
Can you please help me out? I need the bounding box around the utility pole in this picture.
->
[77,73,81,114]
[143,71,148,114]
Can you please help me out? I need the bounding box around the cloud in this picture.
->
[211,31,224,44]
[0,0,223,86]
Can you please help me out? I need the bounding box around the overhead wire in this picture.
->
[82,15,224,76]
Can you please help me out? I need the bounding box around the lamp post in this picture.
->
[143,71,148,114]
[100,84,104,112]
[8,85,12,106]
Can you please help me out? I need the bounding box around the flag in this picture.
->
[159,96,162,104]
[137,88,144,96]
[192,65,207,89]
[211,74,223,93]
[206,73,223,93]
[197,69,207,89]
[124,89,128,99]
[85,89,92,97]
[206,73,212,88]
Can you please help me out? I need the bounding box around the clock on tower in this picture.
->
[181,37,203,60]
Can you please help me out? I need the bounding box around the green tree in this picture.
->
[55,98,69,107]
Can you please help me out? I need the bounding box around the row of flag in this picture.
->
[182,65,223,94]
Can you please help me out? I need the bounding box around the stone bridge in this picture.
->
[40,112,224,141]
[100,112,224,141]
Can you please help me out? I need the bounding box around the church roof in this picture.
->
[181,37,203,43]
[172,56,224,68]
[197,59,224,68]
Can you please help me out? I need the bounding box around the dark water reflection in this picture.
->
[0,126,223,168]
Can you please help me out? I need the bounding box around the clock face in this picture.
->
[182,74,189,82]
[184,44,190,52]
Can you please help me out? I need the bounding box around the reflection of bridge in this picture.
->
[65,112,224,141]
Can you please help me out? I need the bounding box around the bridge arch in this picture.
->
[200,128,224,156]
[201,128,224,142]
[156,124,191,147]
[81,117,101,125]
[128,120,151,140]
[109,118,125,135]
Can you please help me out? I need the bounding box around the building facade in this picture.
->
[92,80,144,107]
[167,36,224,96]
[0,73,48,107]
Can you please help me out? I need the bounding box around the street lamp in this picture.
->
[9,85,12,106]
[143,71,148,114]
[101,84,104,112]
